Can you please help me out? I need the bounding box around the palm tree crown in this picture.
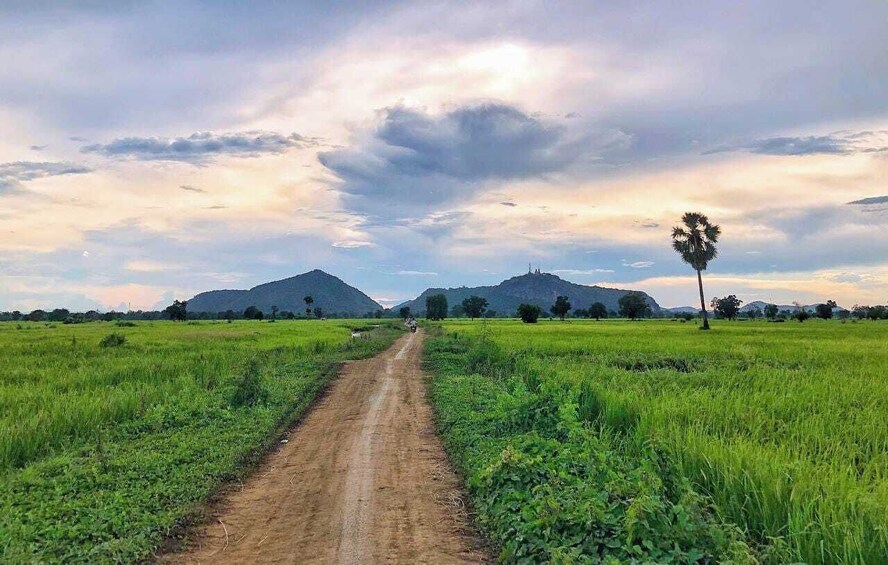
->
[671,212,721,271]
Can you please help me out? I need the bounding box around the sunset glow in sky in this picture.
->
[1,1,886,311]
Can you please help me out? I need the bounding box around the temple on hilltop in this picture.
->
[527,264,542,275]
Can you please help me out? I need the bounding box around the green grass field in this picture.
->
[0,319,400,563]
[425,319,888,563]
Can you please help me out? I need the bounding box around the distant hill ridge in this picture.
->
[394,271,662,316]
[186,269,382,315]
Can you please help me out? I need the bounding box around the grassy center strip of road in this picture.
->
[0,320,401,563]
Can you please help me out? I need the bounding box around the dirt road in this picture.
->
[163,330,488,564]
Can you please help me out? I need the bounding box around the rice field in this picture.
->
[0,319,400,563]
[426,318,888,563]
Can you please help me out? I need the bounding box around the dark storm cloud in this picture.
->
[0,161,92,192]
[82,131,318,163]
[319,103,591,215]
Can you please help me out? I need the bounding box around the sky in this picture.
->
[1,0,887,311]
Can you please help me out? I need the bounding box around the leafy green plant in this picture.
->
[99,333,126,347]
[230,359,266,407]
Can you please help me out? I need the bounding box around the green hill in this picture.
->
[186,269,382,316]
[394,271,661,317]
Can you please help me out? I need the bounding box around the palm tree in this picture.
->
[303,295,313,317]
[671,212,721,330]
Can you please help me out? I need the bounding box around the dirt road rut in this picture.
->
[164,330,487,564]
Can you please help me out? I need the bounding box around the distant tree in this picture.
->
[672,212,721,330]
[271,305,279,320]
[399,306,411,319]
[223,309,236,321]
[589,302,608,321]
[282,310,295,319]
[764,303,779,319]
[313,307,323,319]
[791,302,809,323]
[48,308,70,322]
[711,295,742,320]
[426,294,448,320]
[573,308,588,318]
[450,304,466,318]
[550,296,571,321]
[851,304,868,319]
[164,300,187,321]
[815,300,836,320]
[462,295,489,320]
[483,309,498,318]
[867,305,887,320]
[303,295,313,316]
[746,307,762,320]
[517,303,542,323]
[26,309,46,322]
[618,292,650,320]
[243,305,262,320]
[373,309,383,319]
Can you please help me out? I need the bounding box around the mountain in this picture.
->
[666,306,701,315]
[394,271,662,316]
[186,269,382,315]
[739,301,847,313]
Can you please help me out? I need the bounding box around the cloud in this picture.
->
[848,195,888,205]
[552,268,615,275]
[82,131,318,163]
[180,184,206,193]
[500,201,517,207]
[827,272,867,284]
[623,260,654,268]
[319,103,593,216]
[332,240,374,249]
[125,259,173,272]
[395,270,438,276]
[0,161,92,192]
[704,130,888,157]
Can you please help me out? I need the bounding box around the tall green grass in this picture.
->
[430,319,888,563]
[0,319,400,563]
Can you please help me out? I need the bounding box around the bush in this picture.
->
[230,360,266,407]
[115,320,136,327]
[517,303,542,323]
[99,333,126,348]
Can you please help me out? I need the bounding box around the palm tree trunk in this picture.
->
[697,269,710,330]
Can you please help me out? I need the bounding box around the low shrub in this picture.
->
[99,333,126,347]
[230,359,266,407]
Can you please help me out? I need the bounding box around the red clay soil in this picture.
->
[161,330,489,564]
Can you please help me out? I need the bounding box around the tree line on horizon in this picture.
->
[419,290,655,323]
[4,212,885,324]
